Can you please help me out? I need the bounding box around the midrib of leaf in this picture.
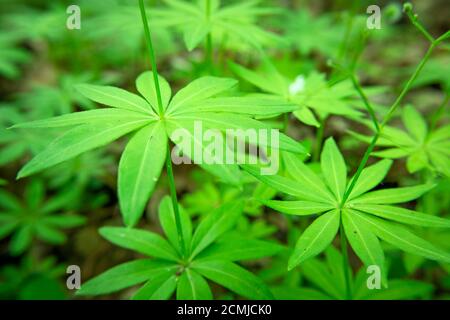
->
[129,124,161,214]
[295,210,336,262]
[329,154,342,201]
[345,212,376,264]
[186,269,198,299]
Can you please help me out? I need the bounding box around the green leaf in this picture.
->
[99,227,179,262]
[11,109,152,129]
[166,119,243,186]
[76,84,154,115]
[289,209,340,269]
[118,122,167,227]
[262,200,334,216]
[190,201,243,259]
[35,224,66,244]
[179,97,297,116]
[351,183,435,204]
[158,196,192,255]
[351,204,450,228]
[321,138,347,201]
[283,152,335,202]
[351,210,450,263]
[183,21,210,51]
[9,225,33,255]
[342,210,386,285]
[77,260,177,296]
[402,105,427,142]
[348,159,393,200]
[170,113,306,154]
[363,280,433,300]
[196,238,283,261]
[18,119,151,179]
[271,286,331,300]
[136,71,172,113]
[132,271,178,300]
[167,77,237,113]
[41,215,86,228]
[176,269,212,300]
[242,164,325,201]
[301,258,343,299]
[192,260,273,299]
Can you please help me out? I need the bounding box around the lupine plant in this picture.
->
[0,0,449,300]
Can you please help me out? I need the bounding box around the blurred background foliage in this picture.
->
[0,0,449,299]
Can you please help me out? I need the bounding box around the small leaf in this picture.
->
[176,269,212,300]
[77,260,177,296]
[348,159,393,200]
[158,196,192,255]
[136,71,172,113]
[118,122,167,227]
[289,209,340,269]
[132,271,178,300]
[99,227,179,262]
[18,119,151,179]
[76,84,154,115]
[402,105,427,142]
[351,204,450,228]
[192,260,273,300]
[167,77,237,113]
[351,183,435,204]
[321,138,347,201]
[190,201,243,259]
[262,200,334,216]
[351,210,450,263]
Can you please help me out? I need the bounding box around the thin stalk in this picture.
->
[139,0,164,116]
[139,0,185,257]
[342,39,440,205]
[205,0,213,72]
[404,4,435,44]
[165,145,186,258]
[429,93,449,133]
[340,221,352,300]
[313,117,325,162]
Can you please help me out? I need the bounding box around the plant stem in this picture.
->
[350,74,379,132]
[342,40,440,205]
[313,117,325,162]
[138,0,164,116]
[165,145,186,258]
[205,0,213,73]
[139,0,185,257]
[429,93,449,133]
[340,221,352,300]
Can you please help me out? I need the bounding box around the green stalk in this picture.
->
[342,29,444,205]
[205,0,213,72]
[340,221,352,300]
[139,0,185,257]
[139,0,164,116]
[429,93,449,133]
[165,145,186,258]
[313,117,325,162]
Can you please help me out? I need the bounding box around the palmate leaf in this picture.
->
[354,105,450,177]
[0,180,85,256]
[153,0,279,51]
[78,199,276,300]
[15,71,304,227]
[230,59,361,127]
[245,137,450,270]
